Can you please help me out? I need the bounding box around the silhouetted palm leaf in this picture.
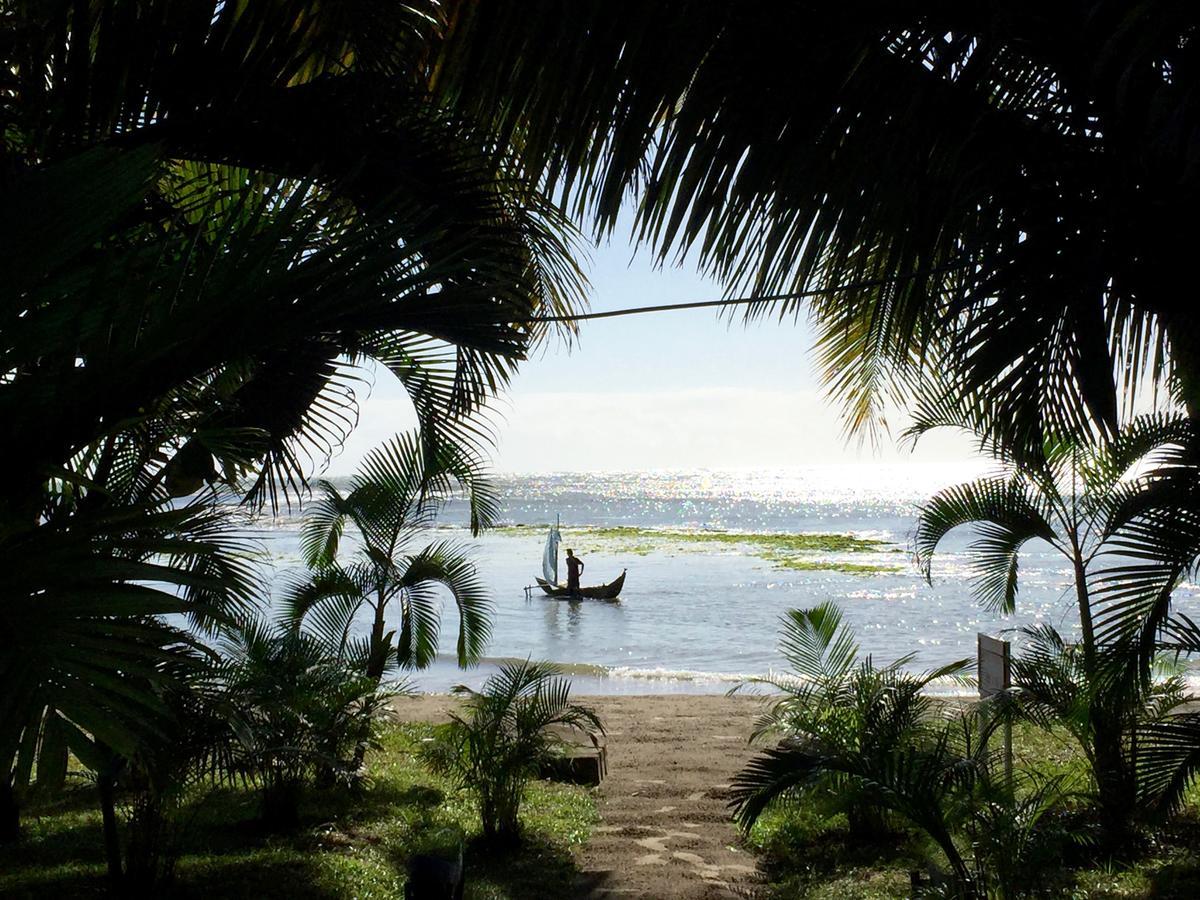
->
[435,3,1195,440]
[916,476,1057,614]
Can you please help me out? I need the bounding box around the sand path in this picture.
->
[391,693,763,899]
[573,695,762,899]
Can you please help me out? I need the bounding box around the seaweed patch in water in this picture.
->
[762,553,904,575]
[575,526,891,555]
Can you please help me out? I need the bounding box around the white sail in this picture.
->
[541,521,561,584]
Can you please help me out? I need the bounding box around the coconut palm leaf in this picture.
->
[0,498,255,798]
[353,428,498,542]
[915,476,1057,614]
[1136,712,1200,816]
[1087,422,1200,670]
[4,1,587,516]
[276,567,367,654]
[395,542,492,669]
[1009,625,1095,744]
[298,485,355,572]
[434,2,1195,440]
[776,602,860,686]
[730,731,979,885]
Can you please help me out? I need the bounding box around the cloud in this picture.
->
[326,380,981,475]
[488,388,979,472]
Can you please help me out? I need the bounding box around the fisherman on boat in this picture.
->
[565,548,584,596]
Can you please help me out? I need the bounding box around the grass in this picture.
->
[744,722,1200,899]
[495,524,901,574]
[0,723,596,899]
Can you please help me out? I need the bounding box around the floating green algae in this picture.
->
[762,554,904,575]
[573,526,890,554]
[493,524,901,574]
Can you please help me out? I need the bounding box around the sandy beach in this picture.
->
[390,693,764,899]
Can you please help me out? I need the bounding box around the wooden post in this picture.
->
[977,633,1013,789]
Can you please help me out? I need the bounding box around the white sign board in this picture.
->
[977,633,1011,698]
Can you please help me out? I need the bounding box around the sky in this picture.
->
[332,213,982,474]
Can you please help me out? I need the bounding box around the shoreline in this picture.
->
[402,655,985,697]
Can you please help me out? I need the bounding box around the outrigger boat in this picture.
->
[535,516,626,601]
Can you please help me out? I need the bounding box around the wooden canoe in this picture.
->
[535,569,626,601]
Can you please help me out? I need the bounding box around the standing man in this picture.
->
[565,548,585,597]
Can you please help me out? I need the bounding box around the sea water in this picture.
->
[249,464,1200,694]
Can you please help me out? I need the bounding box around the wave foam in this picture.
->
[604,665,753,684]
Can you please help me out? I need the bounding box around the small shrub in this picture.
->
[421,660,602,846]
[221,619,401,828]
[732,601,969,837]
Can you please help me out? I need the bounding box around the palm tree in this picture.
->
[422,660,603,845]
[733,675,1071,896]
[912,406,1200,839]
[1,2,582,839]
[734,637,1074,899]
[432,3,1200,449]
[733,602,970,837]
[3,0,586,516]
[284,430,495,681]
[218,616,402,829]
[0,488,258,842]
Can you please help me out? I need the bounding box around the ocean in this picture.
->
[249,464,1200,694]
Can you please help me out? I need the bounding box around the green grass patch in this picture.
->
[744,720,1200,899]
[495,524,889,553]
[0,723,597,900]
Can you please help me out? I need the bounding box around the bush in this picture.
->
[421,660,602,846]
[732,602,969,837]
[732,604,1077,899]
[220,619,402,828]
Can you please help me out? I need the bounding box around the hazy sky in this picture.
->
[333,214,982,474]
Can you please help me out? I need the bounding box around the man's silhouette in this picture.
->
[565,548,585,596]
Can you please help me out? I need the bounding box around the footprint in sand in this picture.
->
[671,851,725,882]
[635,853,667,866]
[634,830,703,855]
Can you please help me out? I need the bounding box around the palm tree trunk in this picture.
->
[0,777,19,843]
[261,773,300,830]
[97,772,124,885]
[1071,551,1097,670]
[1167,319,1200,420]
[365,593,388,681]
[351,593,391,776]
[927,822,972,890]
[1092,727,1136,847]
[847,803,889,839]
[495,780,523,847]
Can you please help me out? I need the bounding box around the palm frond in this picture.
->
[1136,712,1200,816]
[776,602,860,685]
[299,481,353,570]
[435,3,1194,438]
[915,475,1056,613]
[395,541,492,669]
